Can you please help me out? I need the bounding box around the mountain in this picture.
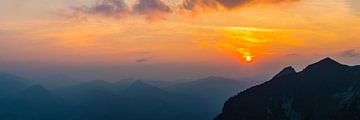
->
[117,81,212,120]
[145,80,183,88]
[0,72,32,96]
[272,66,296,79]
[122,80,171,98]
[0,71,256,120]
[215,58,360,120]
[0,85,71,120]
[55,80,124,104]
[167,76,258,117]
[32,73,83,90]
[54,80,212,120]
[19,85,64,104]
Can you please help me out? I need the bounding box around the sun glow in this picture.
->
[245,56,252,62]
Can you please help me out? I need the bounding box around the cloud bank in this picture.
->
[73,0,299,20]
[74,0,172,20]
[181,0,299,10]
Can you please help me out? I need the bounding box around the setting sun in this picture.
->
[245,56,252,62]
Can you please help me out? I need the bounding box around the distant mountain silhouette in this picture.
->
[55,80,118,104]
[0,84,71,120]
[0,72,32,96]
[54,79,214,120]
[122,80,169,97]
[118,80,211,120]
[19,85,63,103]
[215,58,360,120]
[0,71,255,120]
[167,76,257,116]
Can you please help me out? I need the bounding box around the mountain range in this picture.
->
[216,58,360,120]
[0,71,254,120]
[2,57,355,120]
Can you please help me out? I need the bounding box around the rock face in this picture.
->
[215,58,360,120]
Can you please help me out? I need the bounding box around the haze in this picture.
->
[0,0,359,82]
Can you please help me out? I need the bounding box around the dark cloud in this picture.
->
[182,0,218,10]
[79,0,129,18]
[72,0,299,20]
[182,0,299,10]
[339,49,360,58]
[133,0,172,20]
[216,0,249,9]
[133,0,172,13]
[136,58,149,63]
[74,0,171,20]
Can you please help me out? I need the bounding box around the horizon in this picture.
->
[0,57,357,82]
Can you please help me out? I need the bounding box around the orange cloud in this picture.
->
[73,0,172,20]
[69,0,300,20]
[181,0,300,11]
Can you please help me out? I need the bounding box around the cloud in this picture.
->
[339,49,360,57]
[71,0,299,20]
[135,58,149,63]
[78,0,129,18]
[218,0,299,9]
[74,0,172,20]
[133,0,172,20]
[181,0,299,11]
[133,0,172,14]
[182,0,218,11]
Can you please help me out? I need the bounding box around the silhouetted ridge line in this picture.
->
[273,66,296,79]
[126,80,161,91]
[304,57,347,71]
[216,58,360,120]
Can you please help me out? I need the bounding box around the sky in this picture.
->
[0,0,359,81]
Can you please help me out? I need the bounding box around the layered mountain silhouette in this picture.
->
[0,72,33,96]
[55,80,213,120]
[0,70,253,120]
[167,76,258,115]
[216,58,360,120]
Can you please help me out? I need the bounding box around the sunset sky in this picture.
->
[0,0,359,81]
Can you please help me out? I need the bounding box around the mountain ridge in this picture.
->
[216,58,360,120]
[273,66,296,79]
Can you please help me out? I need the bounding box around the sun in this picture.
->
[245,56,252,62]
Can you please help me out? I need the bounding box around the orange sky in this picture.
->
[0,0,359,80]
